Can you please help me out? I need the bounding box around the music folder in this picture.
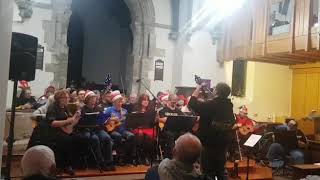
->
[78,112,99,126]
[126,112,156,129]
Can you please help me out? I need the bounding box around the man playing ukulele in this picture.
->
[97,90,136,165]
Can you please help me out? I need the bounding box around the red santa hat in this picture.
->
[177,95,186,105]
[110,90,122,102]
[18,80,29,89]
[84,91,96,100]
[160,93,169,102]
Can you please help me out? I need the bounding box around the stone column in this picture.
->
[129,21,155,95]
[0,0,13,172]
[43,0,72,88]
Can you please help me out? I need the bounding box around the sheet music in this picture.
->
[244,134,262,147]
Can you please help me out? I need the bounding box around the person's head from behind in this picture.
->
[21,145,56,177]
[173,133,202,164]
[213,82,231,98]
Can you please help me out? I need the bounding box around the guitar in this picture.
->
[61,111,81,134]
[237,123,267,136]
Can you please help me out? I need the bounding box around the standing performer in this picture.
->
[188,82,234,180]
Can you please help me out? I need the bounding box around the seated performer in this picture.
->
[35,86,55,109]
[132,93,156,165]
[17,88,37,109]
[158,94,184,159]
[78,91,115,171]
[267,119,305,166]
[98,90,136,164]
[46,90,86,175]
[97,90,113,112]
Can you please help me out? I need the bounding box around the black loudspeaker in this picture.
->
[9,32,38,81]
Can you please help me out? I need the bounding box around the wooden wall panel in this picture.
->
[291,72,307,118]
[267,39,290,53]
[305,73,319,114]
[295,35,308,50]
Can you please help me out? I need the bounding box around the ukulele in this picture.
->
[105,111,126,132]
[61,111,81,134]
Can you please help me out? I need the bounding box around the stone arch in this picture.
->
[44,0,156,94]
[123,0,156,94]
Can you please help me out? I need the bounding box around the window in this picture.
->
[269,0,293,35]
[312,0,319,28]
[231,59,247,97]
[154,59,164,81]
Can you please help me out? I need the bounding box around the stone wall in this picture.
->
[43,0,72,88]
[0,0,13,173]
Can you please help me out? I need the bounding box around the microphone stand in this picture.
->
[137,79,161,103]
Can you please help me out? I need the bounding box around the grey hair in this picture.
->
[21,145,55,177]
[174,133,202,164]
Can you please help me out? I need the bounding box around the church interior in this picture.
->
[0,0,320,179]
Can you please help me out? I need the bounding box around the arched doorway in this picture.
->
[65,0,156,94]
[67,0,133,92]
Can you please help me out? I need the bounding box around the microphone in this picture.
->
[136,78,142,83]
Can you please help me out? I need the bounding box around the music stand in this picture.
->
[243,134,262,180]
[274,130,298,153]
[126,112,156,129]
[77,112,99,128]
[163,116,196,132]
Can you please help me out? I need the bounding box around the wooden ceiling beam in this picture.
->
[249,57,295,66]
[269,53,317,62]
[294,50,320,58]
[264,55,308,63]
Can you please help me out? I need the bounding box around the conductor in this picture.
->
[188,82,235,180]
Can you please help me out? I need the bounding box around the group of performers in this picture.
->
[26,86,199,175]
[22,80,307,179]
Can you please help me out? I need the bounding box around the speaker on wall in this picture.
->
[9,32,38,81]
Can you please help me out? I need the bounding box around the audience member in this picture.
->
[158,133,202,180]
[21,145,58,180]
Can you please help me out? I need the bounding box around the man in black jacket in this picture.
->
[188,82,234,180]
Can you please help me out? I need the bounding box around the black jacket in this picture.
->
[188,96,235,146]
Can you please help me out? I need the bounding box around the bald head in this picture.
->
[21,145,56,177]
[173,133,202,164]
